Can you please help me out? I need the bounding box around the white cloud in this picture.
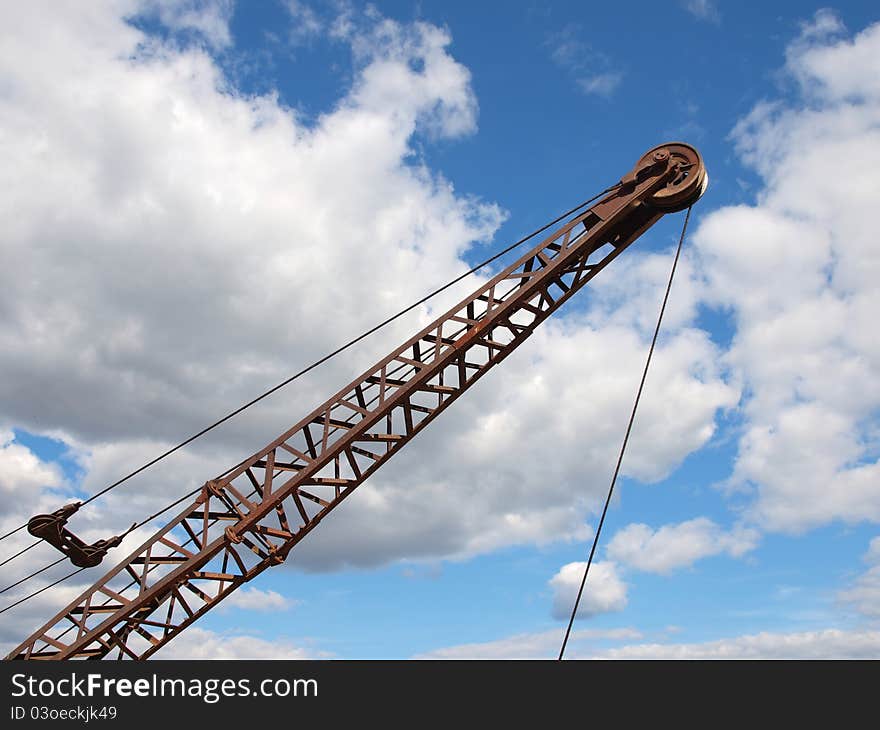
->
[345,18,479,140]
[607,518,759,575]
[141,0,235,49]
[694,12,880,532]
[219,586,298,612]
[592,628,880,659]
[787,12,880,104]
[839,537,880,619]
[0,434,81,593]
[152,626,324,658]
[682,0,720,25]
[415,627,642,659]
[549,561,627,619]
[0,431,64,503]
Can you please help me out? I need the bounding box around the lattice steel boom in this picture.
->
[8,142,707,660]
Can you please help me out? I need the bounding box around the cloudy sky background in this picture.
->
[1,0,879,658]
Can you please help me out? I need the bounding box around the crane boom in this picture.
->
[7,142,707,660]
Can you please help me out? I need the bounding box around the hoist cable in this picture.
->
[557,205,693,660]
[0,540,39,568]
[0,556,68,597]
[0,567,86,617]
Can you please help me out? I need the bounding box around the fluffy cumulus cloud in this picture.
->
[344,15,479,139]
[694,12,880,533]
[219,586,298,612]
[1,0,497,449]
[607,518,759,575]
[0,431,64,503]
[0,0,496,559]
[0,432,81,558]
[549,561,627,619]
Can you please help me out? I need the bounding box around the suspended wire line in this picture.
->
[0,540,39,568]
[0,524,27,542]
[557,205,693,661]
[0,567,86,617]
[0,186,617,600]
[0,556,68,597]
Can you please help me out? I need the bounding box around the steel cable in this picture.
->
[557,205,693,660]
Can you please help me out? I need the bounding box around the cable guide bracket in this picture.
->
[27,503,136,569]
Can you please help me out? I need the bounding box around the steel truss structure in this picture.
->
[7,142,707,660]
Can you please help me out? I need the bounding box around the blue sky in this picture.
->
[1,0,879,658]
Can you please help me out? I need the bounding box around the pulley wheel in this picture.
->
[638,142,708,212]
